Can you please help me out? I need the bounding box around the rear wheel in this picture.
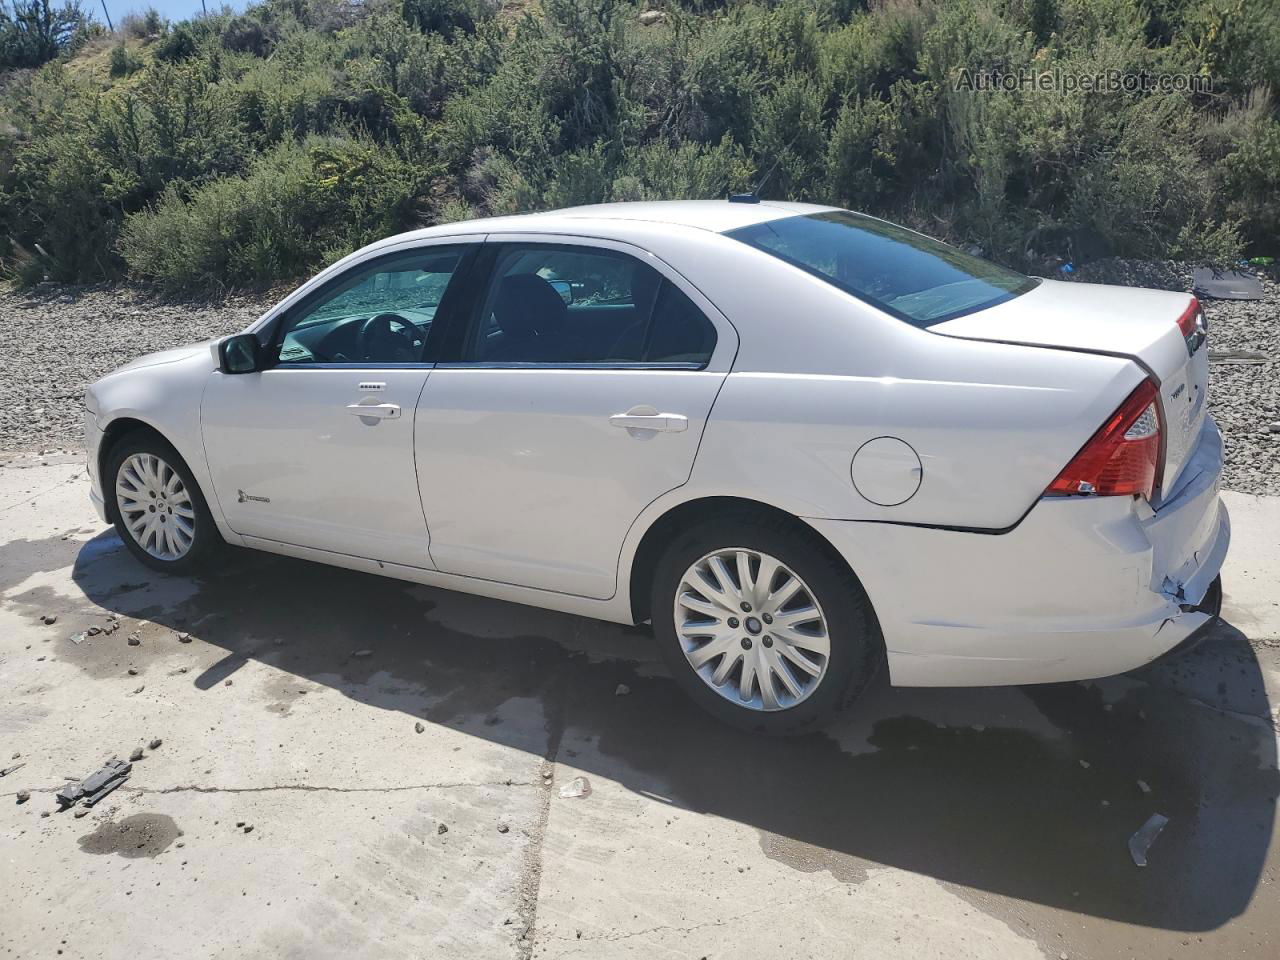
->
[650,515,882,734]
[106,433,221,574]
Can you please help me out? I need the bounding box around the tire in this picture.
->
[650,513,883,734]
[105,431,222,575]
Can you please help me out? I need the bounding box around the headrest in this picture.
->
[492,273,568,338]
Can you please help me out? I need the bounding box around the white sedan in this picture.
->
[84,201,1229,732]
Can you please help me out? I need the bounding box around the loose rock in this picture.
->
[615,683,631,696]
[149,739,162,750]
[16,789,30,804]
[129,747,144,762]
[437,823,448,835]
[127,635,140,646]
[414,722,425,734]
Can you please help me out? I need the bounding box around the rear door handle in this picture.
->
[346,403,401,420]
[609,412,688,433]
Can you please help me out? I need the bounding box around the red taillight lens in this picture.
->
[1046,380,1163,501]
[1175,297,1200,338]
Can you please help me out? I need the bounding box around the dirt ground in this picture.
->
[2,454,1279,960]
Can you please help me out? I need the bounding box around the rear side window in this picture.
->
[466,243,716,367]
[727,211,1036,326]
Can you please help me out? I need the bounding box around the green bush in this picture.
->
[120,136,433,290]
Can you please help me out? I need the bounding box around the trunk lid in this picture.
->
[929,278,1208,498]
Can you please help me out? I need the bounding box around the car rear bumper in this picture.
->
[807,415,1230,686]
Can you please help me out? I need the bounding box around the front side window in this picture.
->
[727,211,1037,327]
[465,244,716,366]
[274,247,466,365]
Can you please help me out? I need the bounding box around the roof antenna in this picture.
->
[729,132,799,204]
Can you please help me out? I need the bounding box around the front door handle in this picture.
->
[609,411,688,433]
[346,402,401,420]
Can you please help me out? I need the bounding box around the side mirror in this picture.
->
[219,334,264,374]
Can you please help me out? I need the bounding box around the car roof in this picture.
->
[368,200,839,251]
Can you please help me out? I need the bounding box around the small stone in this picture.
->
[437,823,448,835]
[236,821,245,827]
[639,9,664,25]
[243,824,254,834]
[224,680,233,687]
[73,808,88,818]
[40,810,50,818]
[129,747,144,762]
[16,790,30,804]
[177,633,191,643]
[614,683,630,696]
[414,722,425,734]
[87,626,101,636]
[149,739,162,750]
[42,614,57,625]
[131,685,144,694]
[497,823,509,834]
[1137,779,1151,794]
[1079,760,1090,769]
[127,635,140,646]
[352,649,373,658]
[128,668,138,676]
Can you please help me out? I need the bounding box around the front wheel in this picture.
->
[106,433,221,574]
[650,515,883,734]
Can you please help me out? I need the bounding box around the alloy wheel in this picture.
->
[674,548,830,711]
[115,452,196,561]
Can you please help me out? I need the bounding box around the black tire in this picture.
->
[105,431,222,575]
[650,513,883,734]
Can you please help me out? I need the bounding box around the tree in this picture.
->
[0,0,86,69]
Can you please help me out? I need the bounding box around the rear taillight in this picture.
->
[1175,296,1207,354]
[1046,379,1163,501]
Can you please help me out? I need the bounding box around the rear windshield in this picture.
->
[727,211,1037,326]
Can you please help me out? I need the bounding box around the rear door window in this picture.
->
[464,244,716,367]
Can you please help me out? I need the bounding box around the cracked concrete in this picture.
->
[2,456,1279,959]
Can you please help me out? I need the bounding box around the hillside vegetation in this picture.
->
[1,0,1277,291]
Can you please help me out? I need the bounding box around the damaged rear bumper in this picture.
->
[808,416,1230,687]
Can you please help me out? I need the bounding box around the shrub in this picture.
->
[108,42,143,76]
[120,136,433,290]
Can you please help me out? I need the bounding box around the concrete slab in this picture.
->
[2,458,1278,960]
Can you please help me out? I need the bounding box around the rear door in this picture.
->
[414,235,737,599]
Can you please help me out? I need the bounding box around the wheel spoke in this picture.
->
[738,655,759,703]
[773,604,821,628]
[757,652,782,710]
[766,648,804,699]
[774,624,830,657]
[706,555,739,603]
[686,634,735,670]
[777,642,823,678]
[678,592,723,620]
[764,575,802,613]
[710,648,742,687]
[735,550,755,599]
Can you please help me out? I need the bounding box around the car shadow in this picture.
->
[60,530,1280,932]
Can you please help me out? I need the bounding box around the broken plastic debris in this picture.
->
[1128,813,1169,867]
[69,632,86,644]
[1137,779,1151,794]
[56,759,132,810]
[559,777,592,799]
[614,683,631,696]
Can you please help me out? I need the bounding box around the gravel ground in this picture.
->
[0,265,1276,493]
[0,284,270,455]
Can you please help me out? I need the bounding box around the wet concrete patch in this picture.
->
[78,813,181,858]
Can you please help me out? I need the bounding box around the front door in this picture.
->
[415,237,736,599]
[201,241,476,567]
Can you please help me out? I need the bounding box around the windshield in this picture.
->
[727,211,1037,326]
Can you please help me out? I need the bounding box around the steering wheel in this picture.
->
[355,313,422,363]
